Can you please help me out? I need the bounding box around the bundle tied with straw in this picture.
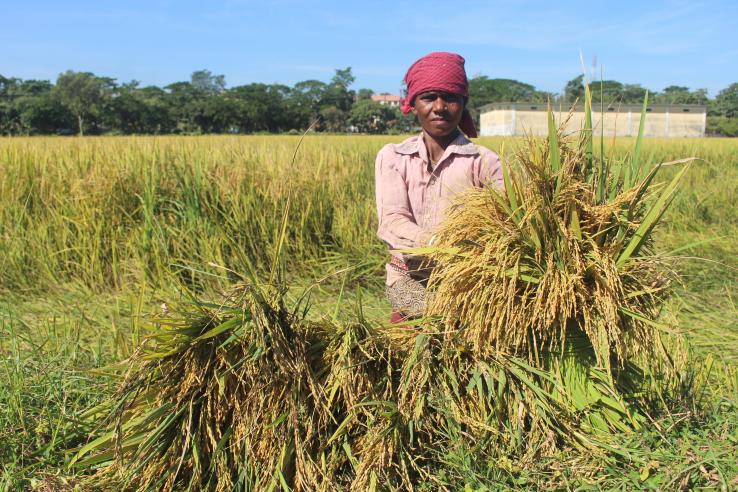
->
[409,91,693,452]
[69,281,416,491]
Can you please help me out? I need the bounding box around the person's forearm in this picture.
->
[378,212,425,249]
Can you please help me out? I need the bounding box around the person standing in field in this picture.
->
[375,52,504,323]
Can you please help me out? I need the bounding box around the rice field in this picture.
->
[0,134,736,490]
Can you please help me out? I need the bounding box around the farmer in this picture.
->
[375,52,504,323]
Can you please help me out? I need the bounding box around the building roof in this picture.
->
[479,102,707,114]
[371,94,401,103]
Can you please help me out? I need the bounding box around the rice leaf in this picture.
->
[617,162,690,266]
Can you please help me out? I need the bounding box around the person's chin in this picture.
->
[423,126,456,138]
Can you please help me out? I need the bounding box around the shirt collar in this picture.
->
[394,131,478,158]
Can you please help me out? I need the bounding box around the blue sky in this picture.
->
[2,0,737,96]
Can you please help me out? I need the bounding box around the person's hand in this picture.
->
[417,231,437,247]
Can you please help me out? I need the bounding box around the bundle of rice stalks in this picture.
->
[69,281,408,491]
[418,91,692,453]
[395,328,657,467]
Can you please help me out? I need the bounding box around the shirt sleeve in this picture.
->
[375,147,425,250]
[476,148,505,191]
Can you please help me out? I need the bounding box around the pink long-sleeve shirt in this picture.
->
[375,132,504,286]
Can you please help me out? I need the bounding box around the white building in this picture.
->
[479,102,708,138]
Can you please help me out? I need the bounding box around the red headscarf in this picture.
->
[401,52,477,138]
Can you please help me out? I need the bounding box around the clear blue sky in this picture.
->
[3,0,737,96]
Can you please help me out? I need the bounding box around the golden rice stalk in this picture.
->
[70,283,405,491]
[425,106,687,375]
[407,99,693,453]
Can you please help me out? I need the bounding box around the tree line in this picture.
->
[1,68,737,136]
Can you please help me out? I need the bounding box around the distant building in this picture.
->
[479,102,707,138]
[371,94,401,107]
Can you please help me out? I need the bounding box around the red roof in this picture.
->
[371,94,401,102]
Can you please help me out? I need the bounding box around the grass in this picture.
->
[0,132,736,490]
[0,288,132,490]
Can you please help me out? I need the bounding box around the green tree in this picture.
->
[138,86,176,133]
[0,75,22,134]
[105,81,147,133]
[714,83,738,118]
[0,78,73,135]
[288,80,327,128]
[469,76,544,105]
[320,67,355,130]
[164,81,203,133]
[327,67,355,109]
[654,86,708,105]
[357,88,374,101]
[265,84,293,131]
[319,106,347,132]
[229,83,291,133]
[105,83,174,134]
[590,80,624,103]
[706,116,738,136]
[348,99,398,133]
[563,77,650,104]
[190,69,226,95]
[54,71,115,135]
[468,76,548,126]
[563,75,585,103]
[228,84,270,133]
[0,74,15,95]
[18,92,74,134]
[620,84,648,103]
[193,94,239,133]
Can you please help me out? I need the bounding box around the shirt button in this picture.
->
[429,176,436,184]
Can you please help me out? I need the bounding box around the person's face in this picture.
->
[412,91,465,138]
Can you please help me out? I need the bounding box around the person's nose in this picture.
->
[432,96,448,113]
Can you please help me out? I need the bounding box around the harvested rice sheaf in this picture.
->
[425,131,676,367]
[71,283,415,491]
[418,100,692,450]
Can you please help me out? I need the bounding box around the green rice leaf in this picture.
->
[502,161,522,224]
[192,317,242,342]
[583,82,594,179]
[547,102,561,193]
[70,403,173,466]
[617,162,690,266]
